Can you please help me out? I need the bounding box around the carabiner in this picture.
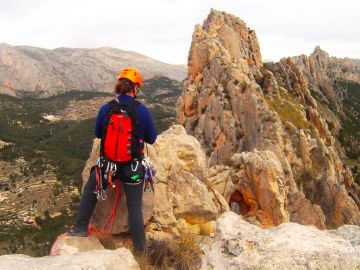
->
[131,160,139,172]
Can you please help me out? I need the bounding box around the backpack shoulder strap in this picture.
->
[107,98,119,107]
[128,99,142,160]
[130,99,141,107]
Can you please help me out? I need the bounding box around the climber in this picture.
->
[68,67,157,255]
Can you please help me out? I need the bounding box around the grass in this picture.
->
[336,80,360,184]
[267,94,309,130]
[198,222,215,236]
[135,229,204,270]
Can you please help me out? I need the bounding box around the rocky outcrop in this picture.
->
[230,151,288,226]
[201,212,360,270]
[83,125,226,237]
[0,43,186,97]
[267,46,360,114]
[0,248,139,270]
[177,9,360,228]
[267,47,360,185]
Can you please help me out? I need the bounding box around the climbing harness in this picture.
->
[91,155,156,237]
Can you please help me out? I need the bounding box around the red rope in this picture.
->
[87,224,99,235]
[98,180,121,238]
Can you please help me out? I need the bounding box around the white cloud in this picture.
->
[0,0,359,64]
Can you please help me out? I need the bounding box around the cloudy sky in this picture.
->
[0,0,359,64]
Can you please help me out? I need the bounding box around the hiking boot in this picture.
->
[67,226,88,237]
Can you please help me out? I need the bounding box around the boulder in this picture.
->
[230,150,288,226]
[201,212,360,270]
[50,233,104,256]
[83,125,223,235]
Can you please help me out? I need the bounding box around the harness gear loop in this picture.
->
[131,160,139,172]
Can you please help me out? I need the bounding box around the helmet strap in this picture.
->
[132,86,137,99]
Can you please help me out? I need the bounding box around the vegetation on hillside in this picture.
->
[337,80,360,184]
[140,76,182,132]
[0,92,106,188]
[0,76,182,256]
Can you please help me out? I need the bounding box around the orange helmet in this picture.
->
[117,67,143,87]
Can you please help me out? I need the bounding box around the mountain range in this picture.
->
[0,43,186,97]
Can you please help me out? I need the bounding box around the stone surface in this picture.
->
[50,233,104,256]
[230,151,288,226]
[0,248,139,270]
[177,9,360,228]
[201,212,360,270]
[267,46,360,114]
[83,125,224,235]
[149,125,219,225]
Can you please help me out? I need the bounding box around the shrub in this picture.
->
[267,96,308,130]
[147,229,203,270]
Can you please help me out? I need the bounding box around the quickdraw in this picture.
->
[142,157,157,193]
[107,162,117,188]
[94,164,107,200]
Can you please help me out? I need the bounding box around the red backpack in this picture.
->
[101,99,142,162]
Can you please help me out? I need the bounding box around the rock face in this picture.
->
[0,43,186,97]
[177,9,360,228]
[0,248,139,270]
[83,125,226,235]
[267,46,360,114]
[201,212,360,270]
[266,47,360,185]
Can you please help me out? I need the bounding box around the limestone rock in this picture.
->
[287,192,326,229]
[143,125,224,228]
[230,151,288,226]
[201,212,360,270]
[81,138,101,188]
[50,233,104,256]
[267,46,360,114]
[83,125,223,235]
[177,9,360,229]
[0,248,139,270]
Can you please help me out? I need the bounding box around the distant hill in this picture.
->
[0,43,186,97]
